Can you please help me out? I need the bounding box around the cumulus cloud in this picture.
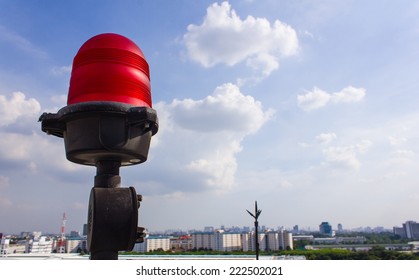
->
[298,86,366,111]
[322,140,372,170]
[315,132,337,145]
[170,83,273,133]
[331,86,366,103]
[183,1,299,76]
[297,87,331,111]
[0,92,41,126]
[0,91,81,176]
[186,140,242,188]
[0,128,80,173]
[145,83,274,194]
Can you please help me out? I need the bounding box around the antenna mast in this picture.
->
[57,212,67,253]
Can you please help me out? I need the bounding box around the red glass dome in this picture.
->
[67,33,152,107]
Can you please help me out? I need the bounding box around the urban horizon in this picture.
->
[3,219,414,236]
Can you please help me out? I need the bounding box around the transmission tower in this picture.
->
[57,213,67,253]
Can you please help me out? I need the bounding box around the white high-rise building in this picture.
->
[242,232,267,252]
[1,234,9,256]
[266,231,293,250]
[192,230,293,252]
[241,232,250,251]
[192,232,215,250]
[66,237,87,253]
[213,231,241,251]
[279,231,293,250]
[133,235,171,252]
[26,236,53,253]
[266,231,278,250]
[192,231,242,252]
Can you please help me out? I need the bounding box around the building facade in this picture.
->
[393,226,406,238]
[133,235,171,252]
[192,230,293,252]
[214,231,241,251]
[393,221,419,240]
[26,236,53,253]
[66,237,87,253]
[170,235,192,251]
[242,232,267,252]
[191,232,215,250]
[403,221,419,239]
[319,222,334,236]
[266,231,293,250]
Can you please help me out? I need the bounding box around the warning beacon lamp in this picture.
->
[39,33,158,260]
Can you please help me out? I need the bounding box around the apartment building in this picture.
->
[393,221,419,240]
[133,235,171,252]
[26,236,53,253]
[214,231,242,251]
[191,232,215,250]
[192,229,293,252]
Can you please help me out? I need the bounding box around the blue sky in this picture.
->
[1,0,419,234]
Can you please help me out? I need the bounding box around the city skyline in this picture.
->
[2,217,414,236]
[2,1,419,233]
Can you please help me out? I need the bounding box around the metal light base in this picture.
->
[87,161,144,260]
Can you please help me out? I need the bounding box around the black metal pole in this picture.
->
[255,220,259,260]
[246,201,262,261]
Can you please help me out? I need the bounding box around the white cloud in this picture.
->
[0,132,33,160]
[323,146,361,170]
[237,169,293,193]
[0,92,41,126]
[322,140,372,170]
[297,87,331,111]
[331,86,366,103]
[170,83,273,133]
[388,136,407,146]
[186,140,242,188]
[183,1,299,76]
[246,53,280,76]
[298,86,366,111]
[315,132,337,145]
[0,91,82,175]
[392,149,414,158]
[386,149,415,166]
[148,83,273,194]
[355,140,373,153]
[0,130,79,173]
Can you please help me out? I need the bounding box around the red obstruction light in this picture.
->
[40,33,158,166]
[67,33,152,107]
[39,33,158,259]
